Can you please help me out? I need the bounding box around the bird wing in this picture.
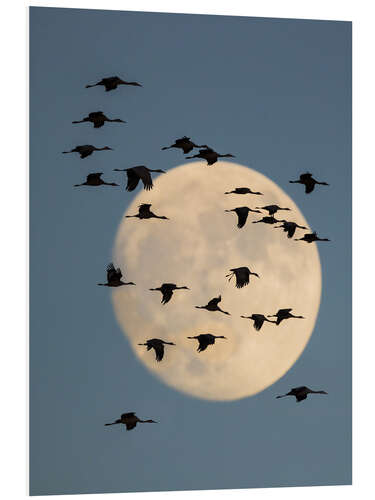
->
[296,393,307,402]
[121,412,135,419]
[181,143,194,154]
[103,78,117,91]
[136,167,153,191]
[107,263,121,283]
[278,308,292,315]
[300,173,312,181]
[235,268,250,288]
[153,343,165,362]
[138,204,152,217]
[207,296,221,307]
[125,421,137,430]
[236,209,249,228]
[197,337,209,352]
[161,288,173,304]
[93,119,105,128]
[126,169,141,191]
[287,224,296,238]
[87,173,102,182]
[253,315,265,331]
[304,180,315,194]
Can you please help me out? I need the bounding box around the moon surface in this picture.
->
[112,162,321,401]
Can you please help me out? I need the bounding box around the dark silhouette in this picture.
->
[72,111,126,128]
[276,386,328,403]
[187,334,227,352]
[289,173,329,194]
[226,267,259,288]
[149,283,189,304]
[126,204,169,220]
[85,76,142,91]
[267,308,304,325]
[274,221,308,239]
[105,412,156,431]
[138,338,176,362]
[74,173,119,187]
[224,187,263,195]
[225,207,261,228]
[252,216,286,225]
[98,263,135,287]
[195,295,230,315]
[114,166,165,191]
[186,147,235,165]
[162,136,206,154]
[241,314,276,331]
[256,204,291,216]
[295,231,330,243]
[62,145,112,159]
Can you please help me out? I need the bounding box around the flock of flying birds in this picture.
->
[64,75,329,431]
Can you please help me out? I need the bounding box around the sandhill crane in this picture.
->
[126,204,169,220]
[195,295,230,315]
[274,221,308,239]
[62,145,112,159]
[161,136,206,154]
[225,207,261,228]
[186,147,235,165]
[138,338,175,362]
[224,187,263,195]
[149,283,189,304]
[295,231,330,243]
[226,267,259,288]
[74,173,119,187]
[105,412,156,431]
[289,173,329,194]
[252,216,286,225]
[72,111,126,128]
[256,204,291,216]
[97,263,135,287]
[187,334,227,352]
[85,76,142,91]
[114,166,165,191]
[267,308,304,325]
[276,386,328,402]
[240,314,276,331]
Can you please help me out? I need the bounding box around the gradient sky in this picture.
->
[30,7,351,496]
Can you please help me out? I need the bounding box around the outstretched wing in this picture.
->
[138,204,152,217]
[121,412,135,419]
[93,119,105,128]
[278,308,292,315]
[153,343,165,362]
[161,288,173,305]
[126,169,141,192]
[286,224,296,238]
[236,209,249,228]
[107,263,121,283]
[253,315,265,331]
[87,172,102,182]
[125,421,137,430]
[304,180,315,194]
[235,268,250,288]
[197,337,209,352]
[207,296,221,307]
[137,167,153,191]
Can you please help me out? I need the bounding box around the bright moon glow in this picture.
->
[113,162,321,401]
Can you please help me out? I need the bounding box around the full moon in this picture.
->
[112,162,321,401]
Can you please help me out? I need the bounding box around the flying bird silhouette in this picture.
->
[224,187,263,195]
[276,386,328,402]
[195,295,230,315]
[240,314,276,331]
[289,173,329,194]
[85,76,142,91]
[256,204,291,216]
[225,207,261,228]
[295,231,330,243]
[72,111,126,128]
[138,338,176,362]
[105,412,156,430]
[274,221,308,238]
[162,136,206,154]
[187,334,227,352]
[186,147,235,165]
[226,267,259,288]
[97,263,135,287]
[62,144,112,159]
[252,216,286,225]
[114,166,165,191]
[267,308,304,325]
[149,283,189,304]
[126,204,169,220]
[74,172,119,187]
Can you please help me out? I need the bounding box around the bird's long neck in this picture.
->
[310,390,326,394]
[125,215,140,218]
[72,120,85,124]
[276,394,290,399]
[97,283,109,286]
[113,168,126,172]
[291,315,304,319]
[74,182,86,187]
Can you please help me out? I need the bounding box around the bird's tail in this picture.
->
[225,272,234,282]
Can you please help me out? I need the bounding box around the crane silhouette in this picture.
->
[267,308,304,325]
[276,386,328,402]
[240,314,276,331]
[186,147,235,165]
[72,111,126,128]
[162,136,206,154]
[274,221,308,238]
[295,231,330,243]
[85,76,142,91]
[74,173,119,187]
[224,187,263,195]
[97,263,135,287]
[195,295,230,315]
[126,204,169,220]
[187,334,227,352]
[138,338,176,362]
[149,283,189,304]
[105,412,156,430]
[253,216,286,225]
[62,145,112,159]
[225,207,261,228]
[114,166,166,191]
[289,173,329,194]
[256,204,291,216]
[226,267,259,288]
